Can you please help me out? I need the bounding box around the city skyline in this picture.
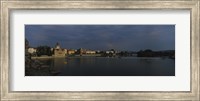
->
[25,25,175,51]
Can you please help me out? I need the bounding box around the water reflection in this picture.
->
[29,57,175,76]
[51,58,67,74]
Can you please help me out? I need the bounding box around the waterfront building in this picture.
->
[77,48,96,55]
[64,49,68,54]
[77,48,86,55]
[86,50,96,54]
[96,50,101,53]
[54,43,66,57]
[106,50,114,54]
[28,48,37,54]
[67,49,75,55]
[105,49,117,54]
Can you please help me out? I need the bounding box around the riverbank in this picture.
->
[31,54,102,59]
[32,56,53,59]
[26,56,61,76]
[75,54,101,57]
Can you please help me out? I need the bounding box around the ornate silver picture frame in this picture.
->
[1,0,199,100]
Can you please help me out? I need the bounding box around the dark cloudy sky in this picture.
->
[25,25,175,51]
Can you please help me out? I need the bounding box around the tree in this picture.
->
[36,46,52,56]
[137,49,153,57]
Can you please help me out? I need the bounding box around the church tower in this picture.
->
[54,42,65,57]
[55,42,61,49]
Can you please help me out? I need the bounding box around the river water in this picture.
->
[36,57,175,76]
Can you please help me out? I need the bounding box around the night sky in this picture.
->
[25,25,175,51]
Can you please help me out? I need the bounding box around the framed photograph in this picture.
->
[1,0,199,100]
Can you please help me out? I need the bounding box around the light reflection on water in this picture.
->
[39,57,175,76]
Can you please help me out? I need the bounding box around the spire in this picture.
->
[56,42,59,46]
[55,42,61,49]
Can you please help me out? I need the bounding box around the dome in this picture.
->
[55,42,61,49]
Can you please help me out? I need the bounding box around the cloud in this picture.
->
[25,25,175,51]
